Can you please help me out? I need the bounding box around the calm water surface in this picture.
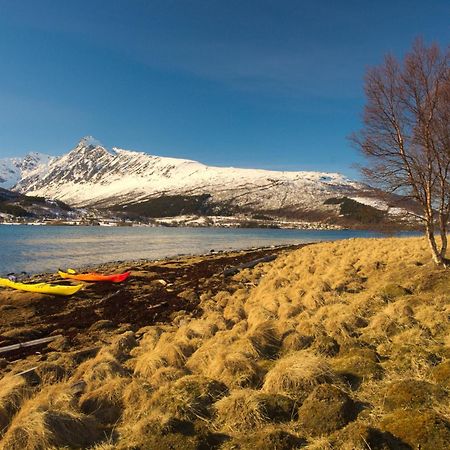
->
[0,225,418,275]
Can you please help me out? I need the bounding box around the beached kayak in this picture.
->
[58,270,131,283]
[0,278,83,296]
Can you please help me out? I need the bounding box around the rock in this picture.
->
[383,379,447,411]
[0,358,8,369]
[47,336,70,352]
[89,320,114,331]
[297,385,359,435]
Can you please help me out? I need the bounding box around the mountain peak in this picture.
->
[79,136,103,148]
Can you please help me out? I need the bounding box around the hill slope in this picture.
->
[0,187,75,221]
[0,136,419,227]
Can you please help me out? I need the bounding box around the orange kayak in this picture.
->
[58,270,131,283]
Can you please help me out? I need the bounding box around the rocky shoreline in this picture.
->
[0,244,304,367]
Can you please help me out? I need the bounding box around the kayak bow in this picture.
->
[58,270,131,283]
[0,278,83,296]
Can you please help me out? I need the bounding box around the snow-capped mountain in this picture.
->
[0,152,53,189]
[10,137,361,205]
[2,136,410,226]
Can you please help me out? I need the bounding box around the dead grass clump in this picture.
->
[0,375,31,435]
[1,384,102,450]
[205,351,264,389]
[72,351,127,389]
[147,375,228,421]
[120,379,154,424]
[281,332,314,354]
[245,321,281,359]
[79,376,128,425]
[223,300,246,324]
[133,340,192,379]
[311,334,340,356]
[100,331,137,362]
[431,360,450,387]
[148,366,190,387]
[186,332,240,374]
[130,326,167,360]
[35,362,66,385]
[263,351,337,402]
[214,389,296,432]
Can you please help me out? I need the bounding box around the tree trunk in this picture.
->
[439,213,448,260]
[426,223,448,266]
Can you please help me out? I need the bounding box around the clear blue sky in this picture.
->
[0,1,448,177]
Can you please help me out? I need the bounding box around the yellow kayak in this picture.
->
[0,278,83,296]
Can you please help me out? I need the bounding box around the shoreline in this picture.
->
[0,243,305,364]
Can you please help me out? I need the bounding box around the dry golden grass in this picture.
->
[214,389,270,431]
[144,375,228,421]
[262,351,337,401]
[72,351,127,389]
[204,351,264,389]
[0,375,31,436]
[2,237,450,449]
[1,383,101,450]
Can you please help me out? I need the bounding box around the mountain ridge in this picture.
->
[0,137,414,227]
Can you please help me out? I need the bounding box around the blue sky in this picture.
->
[0,0,448,178]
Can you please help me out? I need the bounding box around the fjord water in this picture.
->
[0,225,416,276]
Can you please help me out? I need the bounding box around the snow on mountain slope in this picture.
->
[10,137,367,215]
[0,152,53,189]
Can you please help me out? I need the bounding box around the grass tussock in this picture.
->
[205,351,264,389]
[145,375,228,421]
[0,376,31,435]
[72,351,127,389]
[215,389,296,432]
[263,351,337,401]
[1,384,102,450]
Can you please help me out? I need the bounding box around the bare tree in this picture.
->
[352,38,450,266]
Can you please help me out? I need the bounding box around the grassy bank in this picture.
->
[0,237,449,449]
